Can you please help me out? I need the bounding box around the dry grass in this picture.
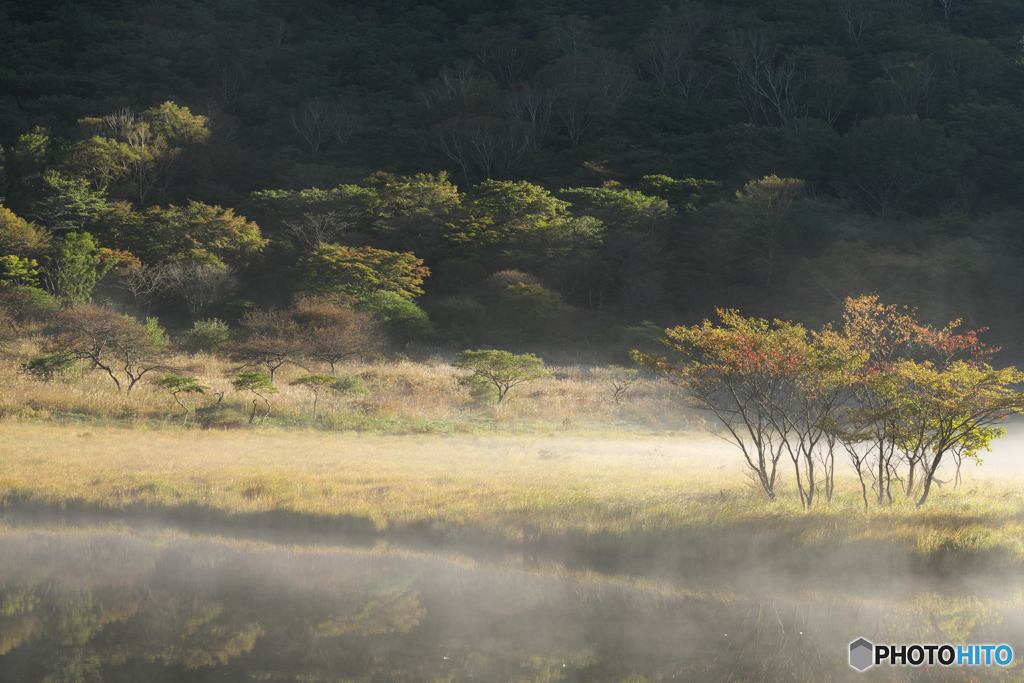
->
[2,422,1023,580]
[0,341,697,434]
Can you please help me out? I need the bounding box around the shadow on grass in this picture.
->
[2,493,1021,585]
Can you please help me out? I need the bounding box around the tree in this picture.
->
[838,295,1017,507]
[17,171,108,233]
[186,318,231,354]
[114,262,170,318]
[50,306,170,395]
[632,311,811,500]
[0,207,49,256]
[0,256,41,287]
[163,262,238,322]
[735,175,805,285]
[888,360,1024,506]
[290,373,336,420]
[497,283,561,346]
[604,365,642,407]
[22,352,78,382]
[434,117,534,182]
[454,350,551,406]
[155,375,208,425]
[289,297,378,374]
[151,201,267,266]
[298,245,429,300]
[42,232,118,304]
[231,309,302,383]
[232,372,277,426]
[355,291,434,345]
[289,373,366,420]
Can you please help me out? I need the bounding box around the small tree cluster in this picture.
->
[231,296,379,383]
[634,295,1024,508]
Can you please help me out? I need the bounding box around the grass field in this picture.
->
[0,345,697,435]
[2,422,1023,583]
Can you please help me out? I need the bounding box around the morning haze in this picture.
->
[1,0,1023,680]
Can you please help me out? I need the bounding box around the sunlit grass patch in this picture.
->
[2,423,1023,582]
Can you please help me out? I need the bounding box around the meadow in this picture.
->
[0,341,695,436]
[2,421,1023,584]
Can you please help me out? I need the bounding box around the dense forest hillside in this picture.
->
[1,0,1023,358]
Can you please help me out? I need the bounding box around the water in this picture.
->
[0,521,1019,682]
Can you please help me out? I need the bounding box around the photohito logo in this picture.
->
[849,638,1014,671]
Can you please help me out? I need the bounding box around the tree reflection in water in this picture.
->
[0,528,1018,682]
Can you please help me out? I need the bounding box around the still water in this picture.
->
[0,521,1019,682]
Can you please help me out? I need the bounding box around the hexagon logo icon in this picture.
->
[849,638,874,671]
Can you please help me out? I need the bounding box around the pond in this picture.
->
[0,520,1019,682]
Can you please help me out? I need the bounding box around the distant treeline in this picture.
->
[0,1,1023,352]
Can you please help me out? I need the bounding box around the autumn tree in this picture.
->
[231,309,302,384]
[297,245,429,300]
[0,207,49,256]
[632,311,808,500]
[149,201,267,266]
[289,296,378,374]
[838,295,1017,508]
[50,306,170,395]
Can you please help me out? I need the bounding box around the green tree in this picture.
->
[0,255,41,287]
[355,291,434,344]
[886,359,1024,506]
[18,171,108,233]
[0,207,49,256]
[232,372,277,426]
[186,318,230,354]
[446,181,571,263]
[497,283,561,346]
[150,201,267,266]
[298,244,429,300]
[42,232,118,304]
[290,373,366,420]
[290,373,336,420]
[22,352,79,382]
[734,175,806,285]
[454,349,551,406]
[155,374,208,425]
[559,186,675,234]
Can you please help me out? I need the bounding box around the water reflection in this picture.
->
[0,526,1019,682]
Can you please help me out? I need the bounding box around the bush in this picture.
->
[356,291,434,345]
[0,284,59,326]
[22,352,80,382]
[428,298,489,344]
[186,318,231,354]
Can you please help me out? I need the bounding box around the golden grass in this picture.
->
[0,344,696,435]
[2,422,1023,580]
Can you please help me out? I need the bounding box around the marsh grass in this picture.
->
[2,423,1022,581]
[0,344,696,435]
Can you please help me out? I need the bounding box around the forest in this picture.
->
[0,0,1022,359]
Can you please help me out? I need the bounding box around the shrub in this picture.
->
[356,291,434,344]
[186,318,231,354]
